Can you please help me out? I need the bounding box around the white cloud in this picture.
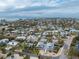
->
[0,0,79,18]
[0,0,15,11]
[0,0,63,11]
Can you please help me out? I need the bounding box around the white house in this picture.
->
[0,39,9,44]
[7,40,18,46]
[30,56,38,59]
[40,38,47,42]
[11,30,18,33]
[43,31,52,36]
[37,42,45,49]
[51,26,55,30]
[16,36,26,40]
[52,30,59,34]
[6,53,23,59]
[37,42,54,52]
[70,29,79,33]
[29,28,35,32]
[5,46,12,51]
[44,43,54,53]
[27,35,38,42]
[60,31,66,37]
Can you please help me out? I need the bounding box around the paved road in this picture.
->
[59,36,75,59]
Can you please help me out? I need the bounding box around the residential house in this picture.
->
[27,35,38,42]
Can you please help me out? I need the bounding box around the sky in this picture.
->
[0,0,79,19]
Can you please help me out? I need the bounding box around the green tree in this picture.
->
[24,55,30,59]
[1,28,5,35]
[0,57,4,59]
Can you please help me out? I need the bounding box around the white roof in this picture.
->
[27,35,37,42]
[8,40,18,46]
[52,36,57,39]
[46,43,54,47]
[37,42,54,51]
[0,39,9,43]
[11,30,18,33]
[44,43,54,50]
[37,42,44,46]
[2,39,9,40]
[30,56,38,59]
[52,30,59,33]
[16,36,26,40]
[5,46,12,50]
[40,38,47,42]
[29,28,35,31]
[70,29,79,32]
[43,31,52,35]
[6,54,23,59]
[37,42,45,48]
